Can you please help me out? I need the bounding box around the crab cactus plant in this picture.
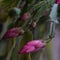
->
[0,0,59,60]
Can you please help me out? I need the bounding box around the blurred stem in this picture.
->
[49,22,55,36]
[17,0,22,7]
[45,21,55,43]
[46,41,53,60]
[28,53,31,60]
[6,38,16,60]
[0,17,11,40]
[39,50,44,60]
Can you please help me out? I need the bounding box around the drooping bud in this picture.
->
[19,40,46,54]
[2,27,24,40]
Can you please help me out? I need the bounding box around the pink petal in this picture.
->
[27,40,42,45]
[25,46,35,53]
[56,0,60,4]
[20,45,35,54]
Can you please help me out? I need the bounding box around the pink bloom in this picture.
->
[56,0,60,4]
[2,27,24,40]
[21,13,31,21]
[19,40,46,54]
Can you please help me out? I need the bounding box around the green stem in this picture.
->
[28,53,31,60]
[17,0,22,7]
[6,38,16,60]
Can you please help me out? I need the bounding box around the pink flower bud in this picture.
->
[2,27,24,40]
[56,0,60,4]
[21,13,31,21]
[19,40,46,54]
